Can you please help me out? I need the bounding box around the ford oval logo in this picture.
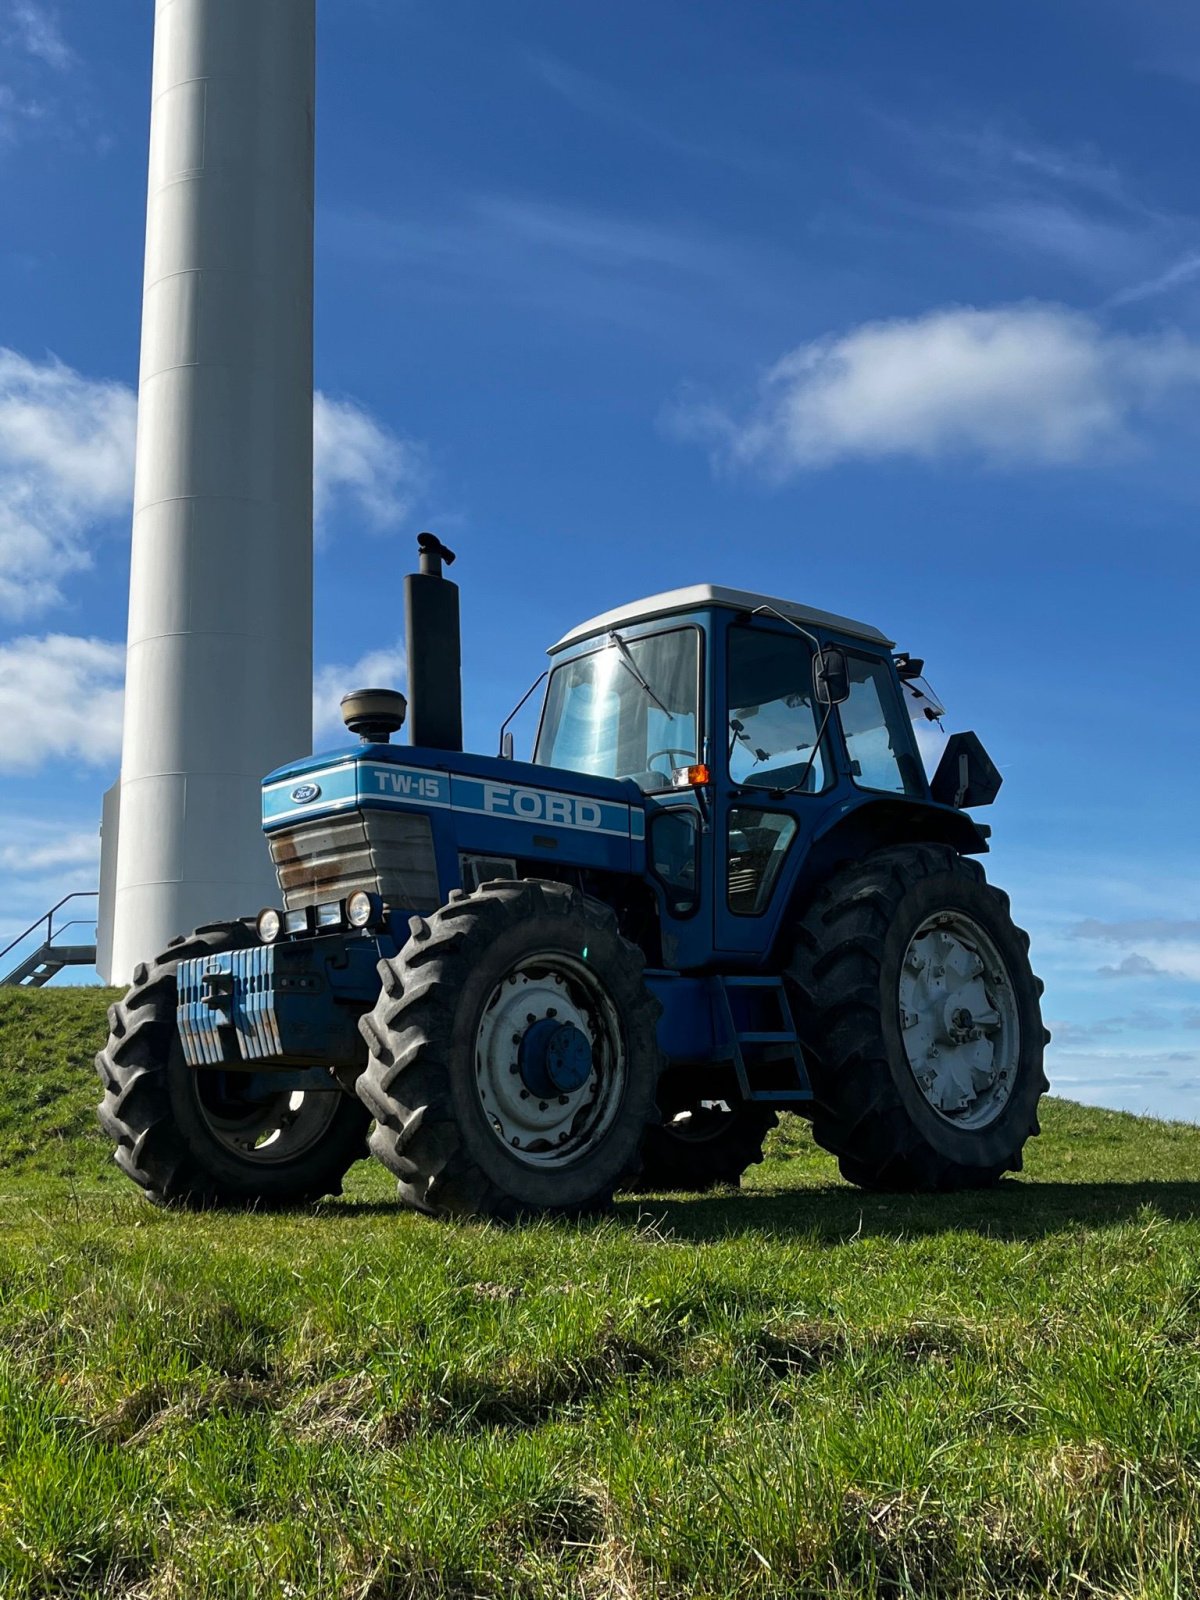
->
[291,782,321,804]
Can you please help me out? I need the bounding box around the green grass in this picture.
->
[3,987,1200,1598]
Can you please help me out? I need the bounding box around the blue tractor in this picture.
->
[98,535,1048,1217]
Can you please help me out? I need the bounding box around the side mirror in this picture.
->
[813,647,850,706]
[500,731,515,761]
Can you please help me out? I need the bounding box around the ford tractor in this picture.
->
[97,534,1048,1217]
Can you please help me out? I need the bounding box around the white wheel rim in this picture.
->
[897,912,1021,1130]
[474,953,626,1168]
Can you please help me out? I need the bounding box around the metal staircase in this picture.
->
[0,893,99,987]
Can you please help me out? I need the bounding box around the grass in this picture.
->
[2,987,1200,1598]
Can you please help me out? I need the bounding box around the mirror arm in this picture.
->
[498,670,548,757]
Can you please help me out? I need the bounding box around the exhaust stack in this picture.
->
[404,533,463,751]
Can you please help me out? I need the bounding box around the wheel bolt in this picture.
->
[547,1007,557,1018]
[558,1094,569,1104]
[526,1013,536,1023]
[512,1033,522,1045]
[539,1100,548,1111]
[509,1063,519,1075]
[558,1132,568,1144]
[519,1089,529,1100]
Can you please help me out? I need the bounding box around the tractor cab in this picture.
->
[532,586,985,971]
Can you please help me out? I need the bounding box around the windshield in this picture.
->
[535,628,700,787]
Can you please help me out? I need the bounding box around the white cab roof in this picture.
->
[550,584,893,653]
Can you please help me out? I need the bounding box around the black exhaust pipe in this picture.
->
[404,532,463,751]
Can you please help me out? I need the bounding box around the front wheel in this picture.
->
[357,880,662,1219]
[95,923,370,1207]
[786,845,1049,1190]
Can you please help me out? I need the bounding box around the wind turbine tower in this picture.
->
[101,0,316,983]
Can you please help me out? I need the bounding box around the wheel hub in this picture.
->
[897,914,1020,1129]
[475,964,623,1166]
[518,1018,594,1096]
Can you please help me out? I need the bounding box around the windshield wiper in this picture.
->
[607,631,674,721]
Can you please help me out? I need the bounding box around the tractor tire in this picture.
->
[356,879,662,1220]
[96,923,370,1208]
[631,1098,777,1193]
[785,844,1049,1191]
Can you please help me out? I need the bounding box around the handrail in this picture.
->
[44,918,99,945]
[0,892,99,965]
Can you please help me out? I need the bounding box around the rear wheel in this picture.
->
[785,844,1049,1190]
[96,923,370,1207]
[357,880,662,1219]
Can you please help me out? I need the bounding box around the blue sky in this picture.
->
[1,0,1198,1118]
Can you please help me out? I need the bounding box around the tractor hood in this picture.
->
[262,744,647,863]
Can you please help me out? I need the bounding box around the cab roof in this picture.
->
[549,583,894,653]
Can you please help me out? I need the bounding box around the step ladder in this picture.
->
[0,892,99,988]
[716,976,812,1104]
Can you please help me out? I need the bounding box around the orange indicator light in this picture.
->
[672,763,711,788]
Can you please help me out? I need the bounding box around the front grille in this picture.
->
[269,809,440,912]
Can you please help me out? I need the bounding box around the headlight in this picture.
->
[284,907,313,936]
[257,907,282,943]
[315,901,343,929]
[346,889,382,929]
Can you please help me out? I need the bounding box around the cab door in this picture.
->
[713,617,833,958]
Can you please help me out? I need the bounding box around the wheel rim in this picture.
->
[897,912,1021,1130]
[474,953,627,1167]
[192,1073,342,1163]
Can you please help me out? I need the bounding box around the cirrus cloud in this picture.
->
[673,303,1200,476]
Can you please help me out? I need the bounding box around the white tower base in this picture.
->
[105,0,315,984]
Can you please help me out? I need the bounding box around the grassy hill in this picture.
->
[2,986,1200,1599]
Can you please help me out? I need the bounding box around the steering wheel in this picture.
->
[646,747,697,776]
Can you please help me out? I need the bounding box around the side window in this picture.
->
[649,809,700,918]
[727,627,827,792]
[841,659,924,796]
[728,808,797,916]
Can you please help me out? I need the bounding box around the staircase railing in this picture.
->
[0,892,99,969]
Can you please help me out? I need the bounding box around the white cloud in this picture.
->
[7,2,72,71]
[314,393,426,536]
[0,349,426,619]
[0,633,124,771]
[0,822,98,875]
[1097,951,1179,980]
[0,632,409,774]
[677,304,1200,476]
[312,643,407,748]
[0,348,137,618]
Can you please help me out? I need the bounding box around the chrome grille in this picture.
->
[269,809,439,912]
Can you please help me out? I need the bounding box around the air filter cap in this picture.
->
[340,687,407,744]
